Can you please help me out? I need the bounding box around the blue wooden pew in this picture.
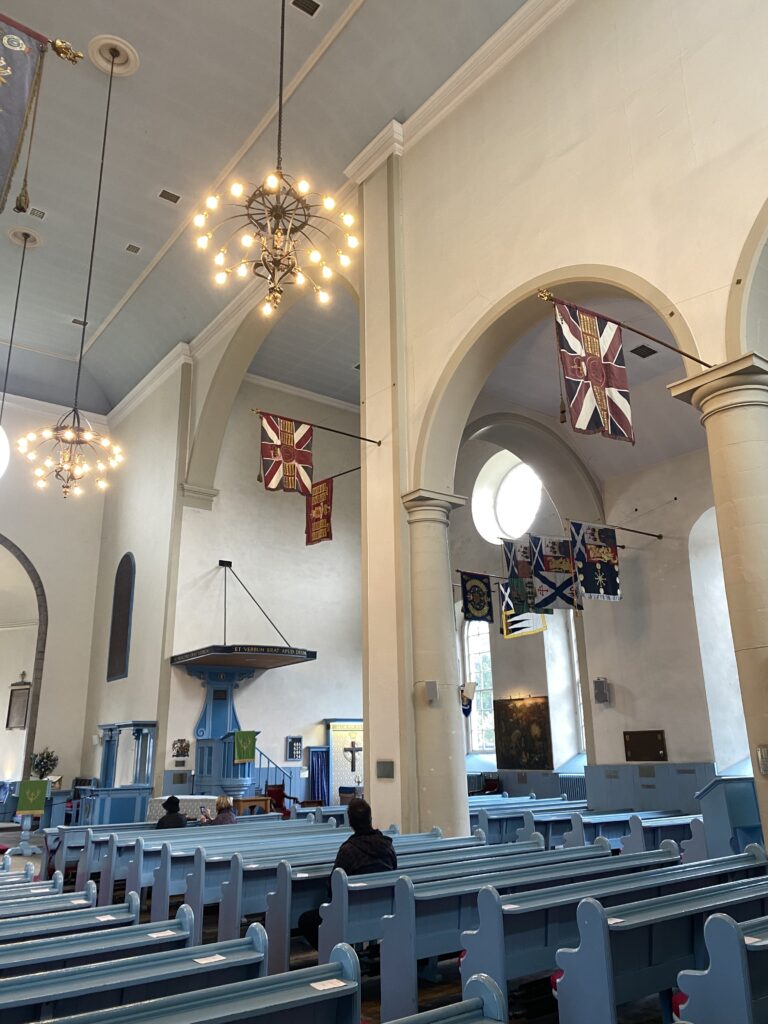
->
[216,829,487,944]
[389,974,508,1023]
[478,802,587,845]
[518,808,667,849]
[620,814,707,860]
[555,862,768,1023]
[0,891,140,944]
[0,880,97,920]
[0,903,193,978]
[51,942,361,1024]
[264,836,549,972]
[0,870,63,900]
[0,863,35,885]
[377,843,681,1020]
[677,911,768,1024]
[0,922,268,1023]
[460,846,768,1021]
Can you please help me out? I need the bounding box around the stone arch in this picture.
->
[185,272,360,508]
[0,531,48,778]
[725,194,768,361]
[413,264,699,495]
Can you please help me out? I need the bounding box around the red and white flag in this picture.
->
[259,413,313,494]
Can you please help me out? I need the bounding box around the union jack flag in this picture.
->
[555,301,635,444]
[260,413,313,494]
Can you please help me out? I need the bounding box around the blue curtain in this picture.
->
[309,747,330,804]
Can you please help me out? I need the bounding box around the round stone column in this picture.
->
[671,353,768,832]
[403,489,470,837]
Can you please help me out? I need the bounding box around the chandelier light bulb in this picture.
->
[26,432,36,442]
[193,213,206,228]
[265,173,279,191]
[196,234,210,250]
[341,212,355,228]
[347,234,359,249]
[322,195,336,211]
[296,179,310,194]
[214,271,227,285]
[101,438,111,448]
[214,251,225,266]
[205,195,219,210]
[230,182,244,198]
[35,479,46,490]
[321,264,333,280]
[261,301,274,316]
[241,233,255,248]
[82,430,92,442]
[317,289,330,305]
[309,249,322,264]
[236,263,248,278]
[97,478,108,490]
[73,485,83,496]
[295,271,306,286]
[338,251,351,268]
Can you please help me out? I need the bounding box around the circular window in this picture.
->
[471,451,542,545]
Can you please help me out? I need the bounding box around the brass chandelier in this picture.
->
[193,0,359,315]
[17,48,125,497]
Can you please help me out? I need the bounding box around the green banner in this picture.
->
[233,730,256,764]
[17,779,47,815]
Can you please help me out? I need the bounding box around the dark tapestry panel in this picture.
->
[493,696,553,770]
[107,552,135,681]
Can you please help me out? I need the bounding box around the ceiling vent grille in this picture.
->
[630,344,657,359]
[292,0,320,15]
[158,189,180,204]
[126,243,141,254]
[28,207,46,219]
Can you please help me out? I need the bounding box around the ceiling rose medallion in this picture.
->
[193,0,360,316]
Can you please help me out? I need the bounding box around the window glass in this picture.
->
[107,553,135,681]
[464,620,496,753]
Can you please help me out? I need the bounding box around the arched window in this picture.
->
[107,553,135,682]
[463,620,496,753]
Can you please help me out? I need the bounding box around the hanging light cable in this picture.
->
[0,231,31,481]
[192,0,359,314]
[17,48,126,497]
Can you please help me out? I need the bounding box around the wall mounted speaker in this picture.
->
[593,677,612,704]
[425,680,439,704]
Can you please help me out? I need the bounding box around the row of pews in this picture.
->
[3,791,765,1023]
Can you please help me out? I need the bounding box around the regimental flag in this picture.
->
[529,534,582,611]
[306,477,333,545]
[570,520,621,601]
[0,16,47,213]
[233,730,256,764]
[499,581,548,639]
[555,301,635,444]
[460,572,493,623]
[260,413,313,494]
[502,539,536,608]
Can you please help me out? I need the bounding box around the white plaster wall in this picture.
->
[79,370,187,778]
[171,379,362,770]
[582,447,716,763]
[689,507,749,772]
[399,0,768,487]
[0,625,36,780]
[0,399,103,782]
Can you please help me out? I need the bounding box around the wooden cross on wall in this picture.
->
[344,739,362,773]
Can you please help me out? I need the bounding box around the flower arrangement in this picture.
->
[30,747,59,780]
[171,738,190,759]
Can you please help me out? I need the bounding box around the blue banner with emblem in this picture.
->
[460,571,493,623]
[0,15,47,213]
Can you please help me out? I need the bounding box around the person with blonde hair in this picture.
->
[199,794,236,825]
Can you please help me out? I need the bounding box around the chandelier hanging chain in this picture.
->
[0,232,29,428]
[276,0,286,173]
[73,47,117,411]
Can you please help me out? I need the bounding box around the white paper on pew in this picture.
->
[502,903,519,910]
[607,917,624,924]
[96,915,116,921]
[296,872,309,878]
[70,899,89,905]
[745,936,762,944]
[349,883,366,888]
[194,954,226,964]
[311,979,347,991]
[149,930,176,938]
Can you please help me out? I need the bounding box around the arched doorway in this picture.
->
[0,533,47,782]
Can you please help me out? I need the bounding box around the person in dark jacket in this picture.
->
[298,797,396,949]
[155,795,188,829]
[199,795,237,825]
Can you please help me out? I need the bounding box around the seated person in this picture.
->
[155,794,187,829]
[199,794,237,825]
[298,797,396,949]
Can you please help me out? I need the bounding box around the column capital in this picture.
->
[402,488,466,524]
[669,351,768,416]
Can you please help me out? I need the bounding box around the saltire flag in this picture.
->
[570,520,621,601]
[0,16,47,214]
[460,572,493,623]
[306,477,333,545]
[529,534,582,611]
[499,581,547,639]
[555,301,635,444]
[260,412,313,494]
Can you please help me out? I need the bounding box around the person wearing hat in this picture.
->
[155,795,188,829]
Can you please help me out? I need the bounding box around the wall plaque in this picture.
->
[624,730,668,762]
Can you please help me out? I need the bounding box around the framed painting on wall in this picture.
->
[493,695,553,771]
[6,684,30,730]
